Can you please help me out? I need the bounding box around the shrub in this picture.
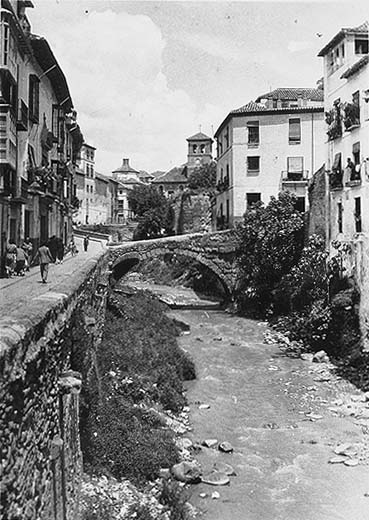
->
[236,191,304,315]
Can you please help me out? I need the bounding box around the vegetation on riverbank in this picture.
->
[236,192,362,361]
[77,290,196,519]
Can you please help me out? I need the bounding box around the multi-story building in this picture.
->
[0,0,83,268]
[214,88,325,228]
[112,158,143,223]
[318,22,369,344]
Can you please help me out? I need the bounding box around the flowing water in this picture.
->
[171,307,369,520]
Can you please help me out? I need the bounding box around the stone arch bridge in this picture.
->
[108,230,239,296]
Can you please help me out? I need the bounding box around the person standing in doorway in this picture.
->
[83,235,90,252]
[33,243,54,283]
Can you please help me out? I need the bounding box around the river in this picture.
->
[173,307,368,520]
[126,280,369,519]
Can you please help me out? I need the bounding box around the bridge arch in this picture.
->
[110,248,233,296]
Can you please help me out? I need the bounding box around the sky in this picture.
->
[27,0,368,175]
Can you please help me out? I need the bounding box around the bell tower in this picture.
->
[186,129,213,174]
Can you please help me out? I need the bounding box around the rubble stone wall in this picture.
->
[308,165,326,240]
[0,252,109,520]
[175,192,213,234]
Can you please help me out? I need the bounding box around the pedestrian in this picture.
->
[70,237,77,256]
[47,236,57,263]
[15,246,27,276]
[33,243,54,283]
[4,240,17,278]
[55,237,64,264]
[22,237,33,271]
[83,235,90,252]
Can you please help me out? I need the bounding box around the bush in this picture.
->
[160,481,190,520]
[236,191,304,315]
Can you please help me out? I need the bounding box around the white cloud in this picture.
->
[176,31,245,62]
[37,9,222,173]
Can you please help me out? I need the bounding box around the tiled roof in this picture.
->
[152,166,188,184]
[341,55,369,79]
[186,132,213,142]
[112,158,139,175]
[256,88,324,102]
[318,21,369,56]
[231,101,266,114]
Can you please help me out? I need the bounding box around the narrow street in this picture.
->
[170,307,369,520]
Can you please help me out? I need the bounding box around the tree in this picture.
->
[128,185,174,241]
[188,162,216,191]
[128,185,167,217]
[236,191,304,314]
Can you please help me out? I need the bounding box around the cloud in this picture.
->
[176,31,245,62]
[36,9,222,173]
[288,40,314,53]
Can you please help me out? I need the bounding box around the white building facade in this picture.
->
[214,89,325,229]
[318,22,369,346]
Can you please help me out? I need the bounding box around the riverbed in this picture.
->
[171,308,369,520]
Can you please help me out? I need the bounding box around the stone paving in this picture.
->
[0,237,106,318]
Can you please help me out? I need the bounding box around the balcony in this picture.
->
[216,175,230,193]
[343,102,360,131]
[0,169,16,197]
[0,21,18,82]
[0,106,17,170]
[281,171,309,184]
[325,106,342,141]
[17,100,28,131]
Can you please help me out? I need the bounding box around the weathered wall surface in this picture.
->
[308,164,326,239]
[0,252,109,520]
[174,192,212,234]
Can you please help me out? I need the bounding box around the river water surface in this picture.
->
[171,307,369,520]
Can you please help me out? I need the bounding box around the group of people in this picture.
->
[4,237,33,278]
[3,234,90,283]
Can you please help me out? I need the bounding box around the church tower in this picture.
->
[186,131,213,174]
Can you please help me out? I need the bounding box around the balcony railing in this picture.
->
[281,170,309,182]
[17,99,28,131]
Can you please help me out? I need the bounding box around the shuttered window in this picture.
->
[289,118,301,144]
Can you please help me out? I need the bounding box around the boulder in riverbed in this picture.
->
[171,461,202,483]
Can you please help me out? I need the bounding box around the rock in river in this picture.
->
[218,441,234,453]
[172,461,202,483]
[201,471,230,486]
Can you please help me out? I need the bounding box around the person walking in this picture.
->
[4,240,17,278]
[83,235,90,252]
[22,237,33,271]
[15,246,26,276]
[33,243,54,283]
[55,237,64,264]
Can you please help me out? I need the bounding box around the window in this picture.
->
[353,142,360,167]
[289,118,301,144]
[28,75,40,123]
[247,121,259,146]
[52,105,59,139]
[287,157,304,179]
[200,144,205,154]
[90,166,94,176]
[355,197,362,232]
[295,197,306,213]
[246,192,261,209]
[338,202,343,233]
[226,199,229,223]
[247,156,260,175]
[355,38,368,55]
[192,144,197,153]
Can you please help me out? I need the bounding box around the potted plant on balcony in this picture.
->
[343,102,360,130]
[325,103,342,141]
